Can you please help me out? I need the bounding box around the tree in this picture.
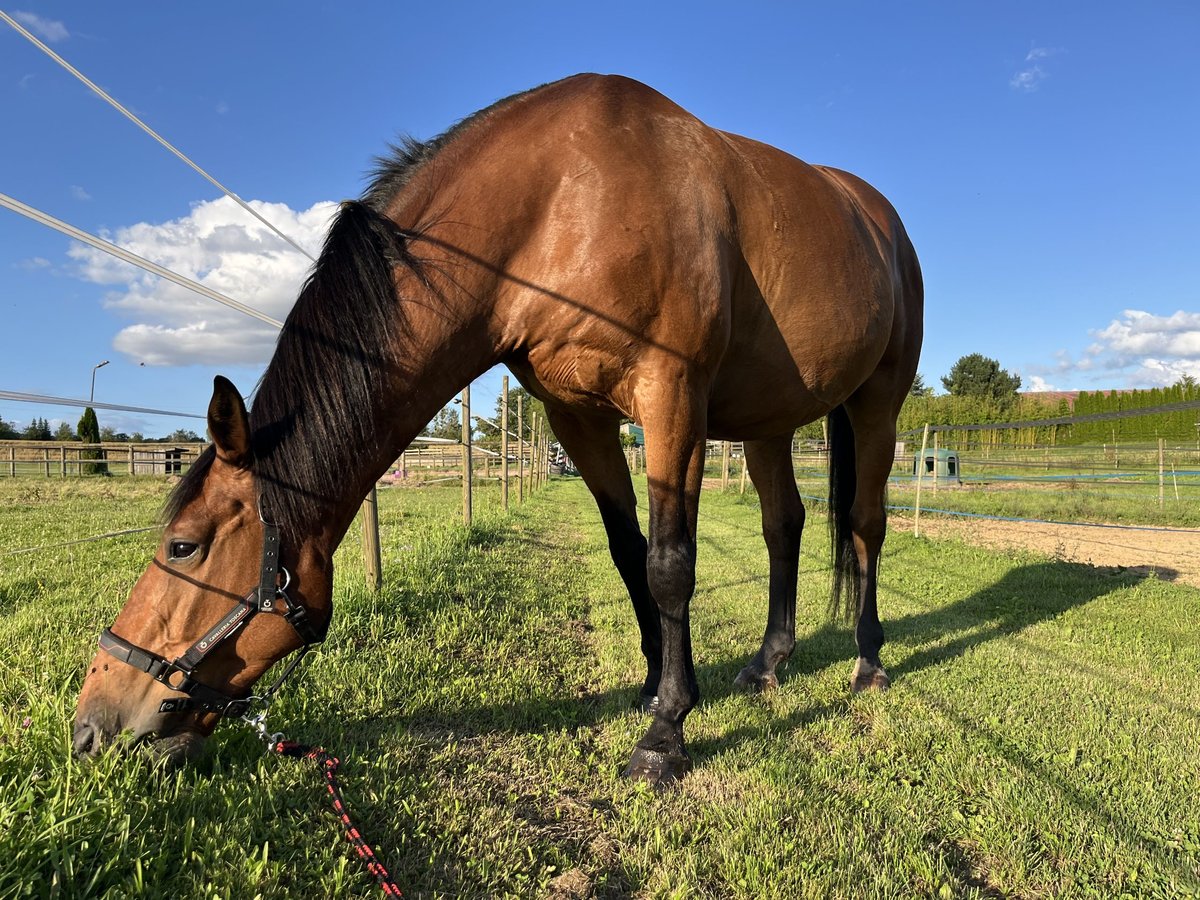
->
[422,405,462,441]
[909,373,934,397]
[164,428,203,443]
[77,407,106,475]
[54,421,76,441]
[0,417,16,440]
[475,385,550,452]
[100,426,131,442]
[22,417,52,441]
[940,354,1021,405]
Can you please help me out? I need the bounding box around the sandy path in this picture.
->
[889,512,1200,588]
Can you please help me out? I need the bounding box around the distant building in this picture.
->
[620,423,644,446]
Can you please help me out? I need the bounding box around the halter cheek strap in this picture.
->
[98,519,326,719]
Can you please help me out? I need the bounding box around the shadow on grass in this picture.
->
[313,559,1146,757]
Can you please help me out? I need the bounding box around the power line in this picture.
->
[0,390,204,419]
[0,192,283,329]
[0,8,316,263]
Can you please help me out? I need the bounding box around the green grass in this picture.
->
[1,476,1199,898]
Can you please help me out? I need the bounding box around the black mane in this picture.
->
[164,80,556,538]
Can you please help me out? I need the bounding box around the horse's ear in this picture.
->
[207,376,251,468]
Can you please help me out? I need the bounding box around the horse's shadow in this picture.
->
[292,558,1151,761]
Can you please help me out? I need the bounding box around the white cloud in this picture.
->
[1010,64,1047,92]
[18,73,34,89]
[1093,310,1200,359]
[12,10,69,42]
[216,101,230,115]
[70,185,92,201]
[17,256,52,271]
[1029,309,1200,388]
[1011,45,1062,92]
[68,197,337,367]
[1026,375,1056,392]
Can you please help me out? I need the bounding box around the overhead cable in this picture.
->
[0,192,283,329]
[0,9,316,263]
[0,390,204,419]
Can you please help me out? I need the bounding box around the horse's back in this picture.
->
[488,75,921,433]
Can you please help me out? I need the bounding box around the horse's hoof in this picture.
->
[850,658,890,693]
[635,693,659,714]
[734,666,778,693]
[622,746,692,787]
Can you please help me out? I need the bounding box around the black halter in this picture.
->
[97,511,326,719]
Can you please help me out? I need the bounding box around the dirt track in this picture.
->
[889,513,1200,588]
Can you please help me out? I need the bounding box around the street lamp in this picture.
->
[89,360,109,403]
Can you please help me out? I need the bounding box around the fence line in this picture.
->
[0,526,160,558]
[793,493,1200,535]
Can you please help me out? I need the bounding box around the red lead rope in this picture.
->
[271,740,403,897]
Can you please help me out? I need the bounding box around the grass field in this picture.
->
[1,476,1199,898]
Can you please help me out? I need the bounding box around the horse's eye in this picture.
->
[168,540,200,562]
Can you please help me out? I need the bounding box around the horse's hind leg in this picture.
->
[734,435,803,692]
[543,408,662,708]
[841,385,904,693]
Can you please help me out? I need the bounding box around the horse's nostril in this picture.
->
[72,718,97,756]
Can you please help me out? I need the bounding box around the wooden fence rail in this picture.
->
[0,440,207,477]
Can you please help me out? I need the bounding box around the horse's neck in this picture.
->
[321,256,503,542]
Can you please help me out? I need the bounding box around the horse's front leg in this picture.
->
[623,396,706,787]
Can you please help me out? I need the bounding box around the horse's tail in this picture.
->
[827,404,860,624]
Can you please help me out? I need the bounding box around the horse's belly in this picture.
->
[706,362,834,439]
[706,310,891,440]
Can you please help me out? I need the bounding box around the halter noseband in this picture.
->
[97,508,326,719]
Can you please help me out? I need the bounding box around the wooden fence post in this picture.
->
[914,423,930,538]
[534,417,540,490]
[540,420,549,489]
[501,375,510,511]
[8,446,13,477]
[462,386,473,526]
[532,417,540,491]
[739,447,748,494]
[721,441,731,491]
[361,487,382,591]
[59,445,66,477]
[516,393,525,503]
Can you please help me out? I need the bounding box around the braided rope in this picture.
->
[273,741,402,897]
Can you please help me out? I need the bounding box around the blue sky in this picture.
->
[2,2,1198,437]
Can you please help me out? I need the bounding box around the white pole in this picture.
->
[914,424,930,538]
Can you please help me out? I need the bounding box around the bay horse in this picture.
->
[75,74,922,785]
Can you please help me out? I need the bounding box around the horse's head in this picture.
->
[74,377,331,764]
